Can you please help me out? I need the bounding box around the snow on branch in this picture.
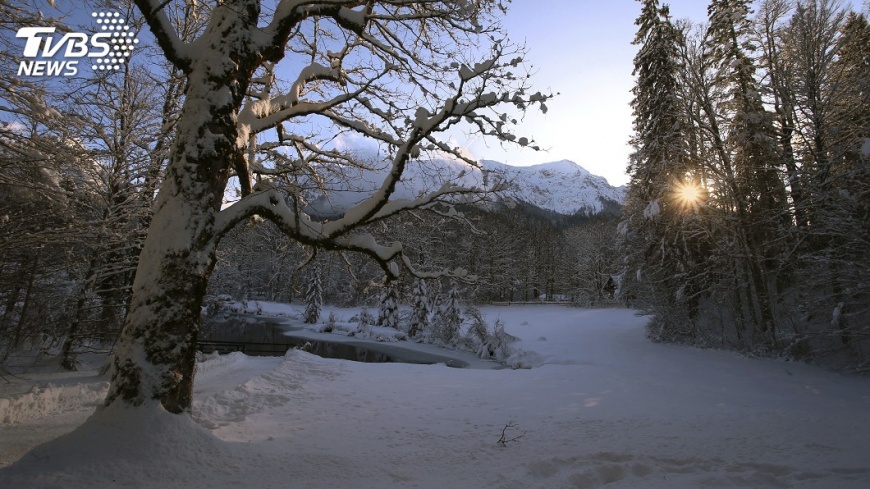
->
[251,135,360,177]
[214,187,315,241]
[216,1,548,281]
[240,67,388,137]
[259,2,370,61]
[214,186,405,278]
[133,0,192,72]
[319,110,404,147]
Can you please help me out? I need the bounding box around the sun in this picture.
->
[673,181,704,210]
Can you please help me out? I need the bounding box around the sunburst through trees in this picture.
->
[672,180,704,212]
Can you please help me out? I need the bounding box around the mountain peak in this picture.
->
[308,158,625,217]
[531,159,587,173]
[484,159,624,215]
[483,158,591,176]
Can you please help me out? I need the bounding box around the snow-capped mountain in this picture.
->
[479,159,625,216]
[306,158,625,217]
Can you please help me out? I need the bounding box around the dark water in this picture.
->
[200,314,468,368]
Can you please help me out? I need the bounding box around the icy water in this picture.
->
[200,314,469,367]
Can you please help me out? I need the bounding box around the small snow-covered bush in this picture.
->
[465,306,489,345]
[317,312,337,333]
[479,319,514,361]
[453,306,517,362]
[357,307,375,334]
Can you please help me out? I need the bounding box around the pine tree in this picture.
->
[408,279,429,337]
[434,281,462,344]
[708,0,788,218]
[621,0,708,338]
[304,265,322,324]
[755,0,809,228]
[377,283,399,330]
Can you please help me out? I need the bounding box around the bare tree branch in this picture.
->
[133,0,192,73]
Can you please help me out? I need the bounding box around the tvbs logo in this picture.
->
[16,12,139,77]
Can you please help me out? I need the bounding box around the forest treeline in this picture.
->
[207,206,621,308]
[622,0,869,370]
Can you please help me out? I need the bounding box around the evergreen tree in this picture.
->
[621,0,708,338]
[785,0,847,193]
[755,0,809,228]
[649,0,870,365]
[408,279,429,337]
[434,281,462,344]
[304,265,322,324]
[377,283,399,330]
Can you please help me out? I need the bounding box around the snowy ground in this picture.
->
[2,305,870,488]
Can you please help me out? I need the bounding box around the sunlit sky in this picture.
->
[462,0,711,187]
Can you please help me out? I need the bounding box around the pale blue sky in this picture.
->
[462,1,712,186]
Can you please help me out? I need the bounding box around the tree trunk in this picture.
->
[62,257,99,371]
[10,250,40,352]
[104,2,260,412]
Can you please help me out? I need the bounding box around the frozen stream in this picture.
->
[201,313,497,368]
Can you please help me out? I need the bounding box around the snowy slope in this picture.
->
[306,158,625,217]
[3,306,870,488]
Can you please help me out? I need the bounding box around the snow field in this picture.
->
[2,305,869,488]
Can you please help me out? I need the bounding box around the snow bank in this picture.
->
[0,380,108,425]
[1,401,247,489]
[192,350,304,428]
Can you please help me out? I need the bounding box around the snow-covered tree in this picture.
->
[104,0,548,413]
[433,281,462,344]
[357,306,375,334]
[755,0,809,228]
[623,0,870,365]
[706,0,790,346]
[620,0,708,334]
[797,9,870,351]
[377,283,399,330]
[304,265,322,324]
[466,305,489,345]
[408,279,429,337]
[565,221,620,305]
[0,3,82,359]
[479,318,511,361]
[0,4,176,365]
